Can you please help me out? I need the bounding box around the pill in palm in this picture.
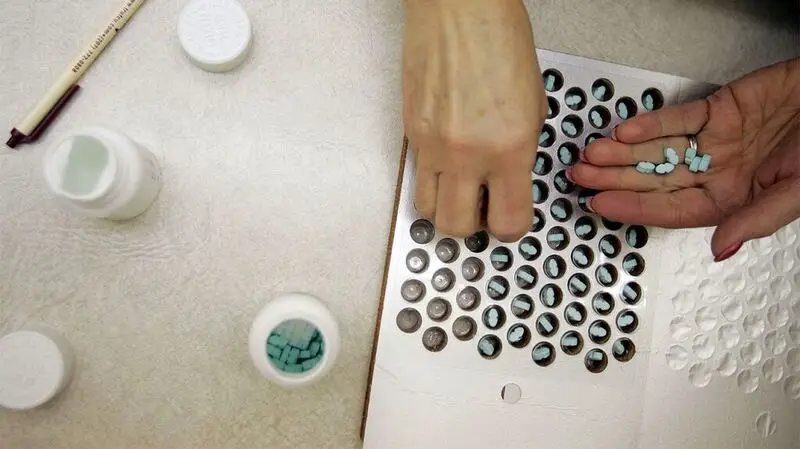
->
[635,162,656,174]
[655,163,674,174]
[664,147,680,165]
[689,155,702,172]
[590,110,603,128]
[684,147,697,164]
[698,154,712,172]
[562,121,578,137]
[565,94,582,107]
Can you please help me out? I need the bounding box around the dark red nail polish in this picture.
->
[714,242,742,262]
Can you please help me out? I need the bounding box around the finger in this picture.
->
[486,170,533,242]
[414,165,439,220]
[589,188,718,228]
[434,174,482,237]
[584,136,691,167]
[570,163,696,192]
[711,179,800,261]
[613,99,709,144]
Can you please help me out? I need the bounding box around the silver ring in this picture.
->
[688,134,699,150]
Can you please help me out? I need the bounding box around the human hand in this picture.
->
[571,58,800,261]
[403,0,546,242]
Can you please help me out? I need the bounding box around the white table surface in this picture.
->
[1,0,798,448]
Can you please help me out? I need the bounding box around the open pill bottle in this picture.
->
[42,126,162,220]
[248,293,341,388]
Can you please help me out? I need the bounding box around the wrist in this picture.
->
[404,0,523,13]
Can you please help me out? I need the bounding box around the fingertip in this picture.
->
[486,174,533,242]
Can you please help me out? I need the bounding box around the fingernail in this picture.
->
[714,242,742,263]
[565,167,574,181]
[584,196,595,213]
[579,149,588,163]
[611,126,619,141]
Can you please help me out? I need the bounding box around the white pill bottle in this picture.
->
[42,126,162,220]
[248,293,341,388]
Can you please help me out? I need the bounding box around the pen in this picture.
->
[6,0,147,149]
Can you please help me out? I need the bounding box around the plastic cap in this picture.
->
[0,329,75,411]
[178,0,253,73]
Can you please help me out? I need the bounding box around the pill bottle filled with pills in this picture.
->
[42,126,162,220]
[248,293,341,388]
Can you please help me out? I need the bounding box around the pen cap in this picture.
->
[42,126,162,220]
[248,293,341,388]
[0,327,76,411]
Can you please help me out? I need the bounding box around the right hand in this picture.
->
[402,0,546,242]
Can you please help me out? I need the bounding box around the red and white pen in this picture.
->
[6,0,147,149]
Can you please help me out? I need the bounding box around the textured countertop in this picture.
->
[0,0,798,448]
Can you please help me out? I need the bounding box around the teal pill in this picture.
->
[590,110,603,128]
[563,336,579,347]
[280,345,291,363]
[698,154,712,172]
[570,277,587,292]
[539,131,550,145]
[600,240,615,256]
[512,298,532,311]
[590,326,608,338]
[688,155,702,172]
[618,314,635,327]
[488,280,506,295]
[559,146,574,165]
[555,177,569,192]
[288,348,300,365]
[508,327,525,343]
[635,162,655,174]
[268,334,287,347]
[684,147,697,164]
[302,357,321,371]
[517,270,535,284]
[623,259,638,271]
[623,285,638,301]
[545,75,556,92]
[562,121,578,137]
[538,317,554,333]
[552,204,567,219]
[593,297,611,312]
[598,267,612,284]
[664,147,679,165]
[643,95,655,111]
[567,307,582,322]
[627,230,638,247]
[655,163,674,174]
[285,364,303,373]
[532,345,552,361]
[589,351,604,362]
[617,102,629,119]
[593,85,606,100]
[267,344,282,358]
[535,156,546,174]
[565,95,582,106]
[573,252,588,266]
[613,341,625,356]
[547,260,559,277]
[479,339,496,356]
[310,341,321,357]
[547,234,564,243]
[576,224,592,237]
[533,184,542,202]
[300,350,311,359]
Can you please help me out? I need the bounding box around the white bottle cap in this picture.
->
[0,329,75,411]
[248,293,341,388]
[178,0,253,73]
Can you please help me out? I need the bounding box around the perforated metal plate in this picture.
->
[362,49,800,449]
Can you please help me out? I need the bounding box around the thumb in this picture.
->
[711,179,800,262]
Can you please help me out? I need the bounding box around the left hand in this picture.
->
[569,58,800,261]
